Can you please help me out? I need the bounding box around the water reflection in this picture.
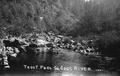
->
[25,49,119,76]
[52,71,119,76]
[2,49,119,76]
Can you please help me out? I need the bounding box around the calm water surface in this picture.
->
[1,49,119,76]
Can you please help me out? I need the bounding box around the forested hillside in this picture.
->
[0,0,77,37]
[1,0,120,57]
[1,0,120,37]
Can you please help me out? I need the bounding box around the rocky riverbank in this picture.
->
[0,32,118,73]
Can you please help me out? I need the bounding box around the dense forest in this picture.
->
[0,0,120,57]
[0,0,77,37]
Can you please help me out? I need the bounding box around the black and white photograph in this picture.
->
[0,0,120,76]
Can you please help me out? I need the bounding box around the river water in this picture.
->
[1,49,119,76]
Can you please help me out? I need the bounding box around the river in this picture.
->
[1,49,119,76]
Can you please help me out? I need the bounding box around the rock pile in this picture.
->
[0,32,98,70]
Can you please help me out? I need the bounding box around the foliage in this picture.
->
[1,0,120,57]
